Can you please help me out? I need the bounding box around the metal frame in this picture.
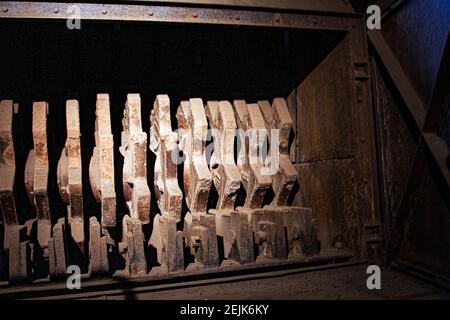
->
[0,0,381,292]
[0,250,356,299]
[0,1,357,31]
[368,17,450,287]
[0,0,356,15]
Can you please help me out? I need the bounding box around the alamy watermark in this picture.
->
[171,127,281,176]
[66,5,81,30]
[366,265,381,290]
[367,5,381,30]
[66,265,81,290]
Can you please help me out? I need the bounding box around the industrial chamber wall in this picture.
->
[0,1,381,297]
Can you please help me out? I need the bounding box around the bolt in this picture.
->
[2,8,9,13]
[234,15,240,21]
[274,15,281,23]
[192,13,198,18]
[102,9,107,15]
[52,8,59,14]
[148,11,154,17]
[313,19,318,25]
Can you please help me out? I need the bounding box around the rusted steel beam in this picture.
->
[57,100,84,252]
[25,102,52,254]
[125,0,354,13]
[149,95,183,221]
[120,94,150,224]
[89,94,116,234]
[0,2,353,31]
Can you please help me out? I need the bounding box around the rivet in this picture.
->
[102,9,107,15]
[148,11,154,16]
[2,8,9,13]
[235,15,240,21]
[193,13,198,18]
[52,8,59,14]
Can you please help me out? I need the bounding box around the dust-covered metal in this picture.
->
[0,100,19,250]
[149,213,184,274]
[120,94,151,224]
[25,102,52,255]
[57,100,84,252]
[259,98,319,259]
[48,218,68,279]
[0,2,353,31]
[88,216,109,275]
[205,100,253,265]
[116,215,147,277]
[177,99,218,269]
[149,95,183,221]
[89,94,116,232]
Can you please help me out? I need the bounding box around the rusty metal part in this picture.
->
[88,217,109,275]
[232,100,277,262]
[183,212,219,269]
[149,213,184,274]
[116,215,147,277]
[177,98,212,213]
[282,207,319,258]
[120,94,150,224]
[48,218,68,279]
[0,100,19,251]
[259,98,297,206]
[24,102,51,253]
[177,99,218,269]
[8,224,31,283]
[233,100,272,209]
[0,2,354,31]
[57,100,84,252]
[114,0,354,13]
[211,209,254,265]
[241,207,287,261]
[89,94,116,230]
[149,95,183,221]
[206,101,241,210]
[204,100,253,265]
[258,98,319,258]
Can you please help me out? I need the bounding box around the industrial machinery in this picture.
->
[0,0,400,298]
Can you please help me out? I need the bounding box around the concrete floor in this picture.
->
[100,264,450,300]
